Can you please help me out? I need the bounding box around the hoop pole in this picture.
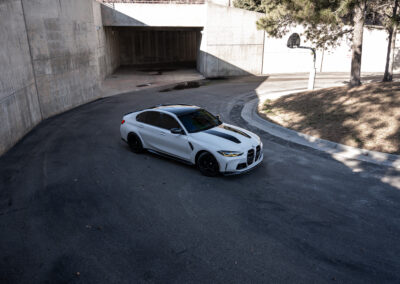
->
[298,46,316,90]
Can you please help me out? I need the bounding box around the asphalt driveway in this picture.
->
[1,75,400,283]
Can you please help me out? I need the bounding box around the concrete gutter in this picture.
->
[241,90,400,169]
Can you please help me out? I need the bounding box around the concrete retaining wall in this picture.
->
[94,1,121,79]
[21,0,102,119]
[0,0,116,155]
[202,1,400,76]
[198,2,264,77]
[0,0,42,155]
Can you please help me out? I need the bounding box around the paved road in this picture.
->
[1,75,400,283]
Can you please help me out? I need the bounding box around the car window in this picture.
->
[136,111,161,127]
[159,113,181,130]
[178,109,221,133]
[136,112,147,123]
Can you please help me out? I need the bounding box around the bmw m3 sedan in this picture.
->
[120,104,263,176]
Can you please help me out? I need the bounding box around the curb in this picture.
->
[241,90,400,169]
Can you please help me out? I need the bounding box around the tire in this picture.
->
[128,133,144,153]
[197,152,219,177]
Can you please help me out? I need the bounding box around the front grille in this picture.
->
[255,145,261,161]
[247,149,255,165]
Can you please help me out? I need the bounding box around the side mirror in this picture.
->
[216,115,222,123]
[170,128,184,135]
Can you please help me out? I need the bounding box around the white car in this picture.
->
[120,104,263,176]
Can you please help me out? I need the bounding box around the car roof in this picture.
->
[148,104,201,116]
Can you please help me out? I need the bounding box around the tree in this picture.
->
[233,0,265,13]
[381,0,399,81]
[234,0,377,87]
[350,1,367,86]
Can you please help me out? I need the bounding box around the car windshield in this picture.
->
[178,109,221,133]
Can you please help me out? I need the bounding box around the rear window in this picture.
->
[136,112,148,123]
[136,111,161,127]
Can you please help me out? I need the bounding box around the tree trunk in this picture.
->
[383,0,398,82]
[350,1,366,87]
[384,26,397,81]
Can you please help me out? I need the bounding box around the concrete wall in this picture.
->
[94,1,121,79]
[118,28,199,66]
[21,0,102,119]
[201,1,399,75]
[322,27,400,73]
[262,26,400,74]
[0,0,118,155]
[262,26,323,74]
[0,0,42,155]
[102,3,206,27]
[198,2,265,77]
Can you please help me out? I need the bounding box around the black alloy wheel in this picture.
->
[197,152,219,177]
[128,133,144,153]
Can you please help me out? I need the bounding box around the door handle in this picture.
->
[138,124,144,128]
[160,132,166,136]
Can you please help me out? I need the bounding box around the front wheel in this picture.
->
[197,152,219,177]
[128,133,144,153]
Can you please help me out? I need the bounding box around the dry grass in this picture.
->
[258,82,400,154]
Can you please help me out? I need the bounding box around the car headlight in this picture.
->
[218,150,244,157]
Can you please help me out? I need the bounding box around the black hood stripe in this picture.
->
[204,129,241,144]
[219,125,251,139]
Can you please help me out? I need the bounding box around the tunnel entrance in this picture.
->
[116,27,202,68]
[101,27,204,96]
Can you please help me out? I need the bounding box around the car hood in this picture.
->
[190,123,260,151]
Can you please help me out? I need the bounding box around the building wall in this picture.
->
[0,0,42,155]
[198,2,265,77]
[119,28,199,66]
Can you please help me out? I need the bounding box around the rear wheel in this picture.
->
[197,152,219,177]
[128,133,144,153]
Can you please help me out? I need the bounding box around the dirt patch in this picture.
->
[258,82,400,154]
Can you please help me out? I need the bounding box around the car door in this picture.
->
[136,111,163,150]
[157,113,192,161]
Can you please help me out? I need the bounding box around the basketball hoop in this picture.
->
[287,33,316,90]
[287,33,300,48]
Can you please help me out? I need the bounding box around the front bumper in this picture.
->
[217,150,264,175]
